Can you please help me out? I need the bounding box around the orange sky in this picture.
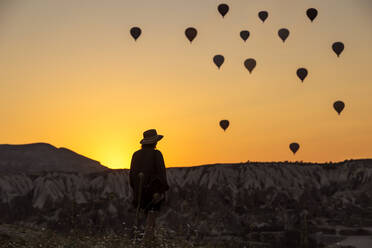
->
[1,0,372,169]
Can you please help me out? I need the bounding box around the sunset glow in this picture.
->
[1,0,372,168]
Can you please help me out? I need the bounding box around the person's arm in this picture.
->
[155,150,169,192]
[129,152,136,189]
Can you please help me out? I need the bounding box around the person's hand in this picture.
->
[152,193,164,204]
[153,193,160,200]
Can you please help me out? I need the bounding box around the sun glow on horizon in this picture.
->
[79,137,135,169]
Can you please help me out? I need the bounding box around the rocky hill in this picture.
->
[0,143,108,174]
[1,144,372,247]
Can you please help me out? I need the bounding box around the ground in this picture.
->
[1,223,371,248]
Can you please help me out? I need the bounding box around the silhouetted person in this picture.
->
[129,129,169,243]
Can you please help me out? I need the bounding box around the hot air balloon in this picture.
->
[296,68,308,82]
[185,27,197,43]
[213,55,225,69]
[258,11,268,23]
[220,120,229,131]
[333,101,345,115]
[218,4,229,18]
[278,28,290,42]
[289,142,300,154]
[130,27,141,41]
[244,58,256,73]
[306,8,318,22]
[332,42,344,57]
[240,30,250,42]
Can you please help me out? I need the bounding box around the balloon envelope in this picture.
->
[332,42,344,57]
[289,143,300,154]
[130,27,141,41]
[306,8,318,22]
[185,27,197,43]
[213,55,225,69]
[333,101,345,115]
[240,30,250,42]
[278,28,290,42]
[296,68,308,82]
[244,58,256,73]
[218,4,229,17]
[258,11,268,22]
[220,120,229,131]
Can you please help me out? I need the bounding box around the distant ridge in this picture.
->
[1,142,371,174]
[168,158,372,169]
[0,143,109,174]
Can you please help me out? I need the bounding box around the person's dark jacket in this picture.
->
[129,147,169,207]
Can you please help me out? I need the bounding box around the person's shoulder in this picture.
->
[132,149,142,156]
[154,149,163,155]
[154,149,164,157]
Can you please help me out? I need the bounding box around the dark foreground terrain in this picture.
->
[1,223,371,248]
[1,143,372,247]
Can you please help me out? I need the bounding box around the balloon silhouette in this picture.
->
[296,68,308,82]
[213,55,225,69]
[278,28,290,42]
[258,11,268,23]
[185,27,197,43]
[130,27,141,41]
[289,143,300,154]
[332,42,344,57]
[219,120,229,131]
[244,58,256,73]
[306,8,318,22]
[240,30,250,42]
[218,4,229,18]
[333,101,345,115]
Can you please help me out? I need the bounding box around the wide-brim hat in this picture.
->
[140,129,163,144]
